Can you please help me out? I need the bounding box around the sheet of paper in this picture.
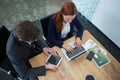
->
[84,39,110,68]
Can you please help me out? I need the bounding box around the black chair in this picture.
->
[0,25,18,79]
[32,19,50,48]
[0,26,10,64]
[0,67,16,80]
[40,14,53,47]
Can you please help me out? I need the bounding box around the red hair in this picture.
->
[53,2,77,32]
[61,2,77,15]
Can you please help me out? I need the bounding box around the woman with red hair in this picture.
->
[48,2,83,53]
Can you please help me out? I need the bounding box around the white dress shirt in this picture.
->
[61,22,70,38]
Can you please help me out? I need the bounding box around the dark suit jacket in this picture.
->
[6,30,48,79]
[48,15,83,48]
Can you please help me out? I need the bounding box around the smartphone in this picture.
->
[86,51,95,61]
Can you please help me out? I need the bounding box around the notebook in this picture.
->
[61,41,86,61]
[46,54,62,67]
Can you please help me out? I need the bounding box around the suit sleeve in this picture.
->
[37,36,49,49]
[73,16,84,39]
[48,18,64,48]
[7,51,46,79]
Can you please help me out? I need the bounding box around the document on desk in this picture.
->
[61,41,86,61]
[84,39,110,68]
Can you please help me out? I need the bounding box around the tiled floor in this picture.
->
[73,0,100,20]
[0,0,99,30]
[46,0,71,15]
[0,0,46,30]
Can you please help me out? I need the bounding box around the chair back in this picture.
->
[0,25,18,78]
[0,67,16,80]
[40,14,53,39]
[40,14,53,47]
[0,25,10,64]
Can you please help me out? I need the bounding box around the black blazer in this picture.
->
[6,30,48,79]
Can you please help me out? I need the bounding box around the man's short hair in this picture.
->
[16,20,40,41]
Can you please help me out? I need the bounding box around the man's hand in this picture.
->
[75,37,82,48]
[45,63,57,71]
[43,48,55,55]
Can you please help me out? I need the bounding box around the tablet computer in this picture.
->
[46,54,62,67]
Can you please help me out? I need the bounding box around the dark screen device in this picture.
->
[66,46,86,60]
[46,54,62,67]
[86,51,95,61]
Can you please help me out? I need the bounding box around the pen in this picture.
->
[56,51,59,56]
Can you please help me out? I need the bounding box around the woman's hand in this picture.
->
[43,47,55,55]
[75,37,82,48]
[62,44,73,53]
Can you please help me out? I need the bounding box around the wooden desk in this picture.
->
[29,30,120,80]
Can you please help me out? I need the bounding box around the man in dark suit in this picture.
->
[6,20,57,80]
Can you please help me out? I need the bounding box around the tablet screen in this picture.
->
[46,54,62,67]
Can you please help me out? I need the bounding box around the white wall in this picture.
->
[91,0,120,48]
